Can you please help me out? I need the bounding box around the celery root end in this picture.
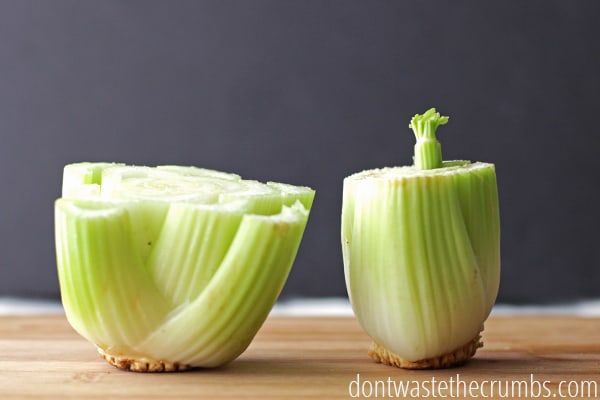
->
[368,333,483,369]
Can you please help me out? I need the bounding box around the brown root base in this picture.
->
[368,334,483,369]
[98,348,191,372]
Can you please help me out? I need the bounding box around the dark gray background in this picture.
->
[1,1,599,303]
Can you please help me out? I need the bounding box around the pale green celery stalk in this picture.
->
[342,108,500,369]
[267,181,316,210]
[55,162,314,372]
[148,202,246,306]
[55,200,170,349]
[140,204,308,367]
[62,162,125,197]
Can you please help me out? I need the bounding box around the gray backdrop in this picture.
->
[1,1,599,303]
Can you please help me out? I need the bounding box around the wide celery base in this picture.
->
[368,331,483,369]
[98,347,191,372]
[56,163,315,371]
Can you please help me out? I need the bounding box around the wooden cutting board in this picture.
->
[0,314,599,399]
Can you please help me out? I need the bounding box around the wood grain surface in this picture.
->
[0,315,599,399]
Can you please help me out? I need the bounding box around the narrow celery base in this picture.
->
[342,161,500,364]
[368,332,483,369]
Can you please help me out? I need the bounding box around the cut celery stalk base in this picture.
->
[342,108,500,369]
[342,161,500,369]
[55,162,314,371]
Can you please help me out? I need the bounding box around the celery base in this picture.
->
[98,347,191,372]
[342,161,500,364]
[368,332,483,369]
[55,162,315,371]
